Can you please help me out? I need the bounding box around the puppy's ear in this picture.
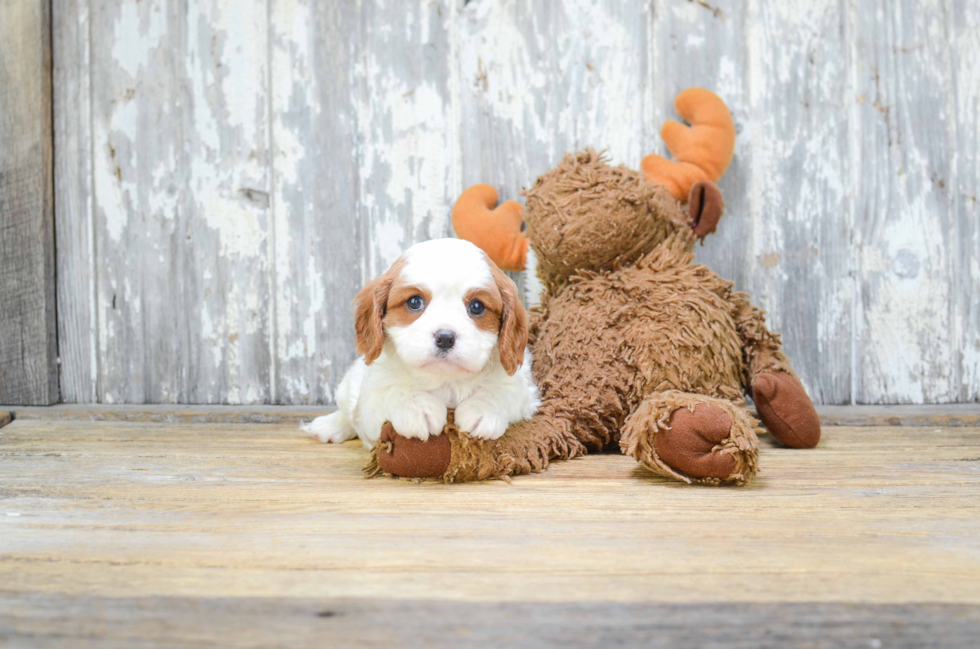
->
[354,259,403,364]
[488,258,528,376]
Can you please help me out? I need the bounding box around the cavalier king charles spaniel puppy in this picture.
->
[303,238,539,449]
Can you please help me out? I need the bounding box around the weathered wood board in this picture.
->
[0,419,979,646]
[3,597,978,649]
[4,403,980,427]
[953,0,980,402]
[0,0,59,405]
[50,0,980,404]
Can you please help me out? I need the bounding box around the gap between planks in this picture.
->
[1,404,980,427]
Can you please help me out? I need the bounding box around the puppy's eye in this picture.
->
[468,300,486,316]
[406,295,424,311]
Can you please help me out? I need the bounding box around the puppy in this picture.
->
[303,238,539,449]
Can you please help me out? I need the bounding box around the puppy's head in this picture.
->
[354,238,527,376]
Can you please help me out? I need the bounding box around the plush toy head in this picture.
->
[451,88,736,279]
[521,149,688,288]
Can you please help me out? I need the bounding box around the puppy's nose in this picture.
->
[434,330,456,350]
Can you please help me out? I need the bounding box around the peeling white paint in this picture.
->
[186,1,269,260]
[954,0,980,401]
[56,0,980,405]
[111,2,166,79]
[303,251,325,360]
[355,57,453,272]
[459,0,646,169]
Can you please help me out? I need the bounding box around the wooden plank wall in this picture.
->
[0,0,59,405]
[50,0,980,405]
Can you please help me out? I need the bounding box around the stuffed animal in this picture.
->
[367,88,820,485]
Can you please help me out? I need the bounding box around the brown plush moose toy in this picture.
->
[369,88,820,486]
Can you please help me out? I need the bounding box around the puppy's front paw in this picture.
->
[301,412,356,444]
[389,393,448,441]
[455,401,508,441]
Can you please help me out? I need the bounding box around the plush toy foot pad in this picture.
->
[655,404,737,480]
[752,372,821,449]
[376,422,451,478]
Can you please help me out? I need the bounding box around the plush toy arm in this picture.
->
[368,408,585,482]
[732,294,794,380]
[642,88,736,202]
[731,293,821,449]
[451,184,529,272]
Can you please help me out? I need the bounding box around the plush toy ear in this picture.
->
[353,259,402,364]
[688,180,725,239]
[488,259,528,375]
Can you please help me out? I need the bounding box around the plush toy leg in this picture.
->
[732,294,821,449]
[367,409,585,483]
[620,391,760,486]
[751,372,821,449]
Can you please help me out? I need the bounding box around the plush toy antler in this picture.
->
[451,184,529,271]
[641,88,736,203]
[452,89,735,269]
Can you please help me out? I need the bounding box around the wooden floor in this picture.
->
[1,412,979,647]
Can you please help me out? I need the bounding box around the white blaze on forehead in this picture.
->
[400,239,493,294]
[384,238,500,377]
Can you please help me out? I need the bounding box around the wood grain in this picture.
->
[953,0,980,401]
[2,596,978,649]
[455,0,649,302]
[851,0,957,403]
[2,403,334,424]
[269,1,360,405]
[457,0,649,205]
[744,0,852,404]
[1,419,979,607]
[3,416,980,645]
[88,0,176,403]
[3,403,980,426]
[650,0,753,320]
[355,1,457,272]
[52,0,96,403]
[177,0,273,405]
[81,0,275,404]
[49,1,980,405]
[815,403,980,427]
[0,0,59,406]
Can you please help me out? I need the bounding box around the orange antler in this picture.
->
[451,184,529,271]
[641,88,736,202]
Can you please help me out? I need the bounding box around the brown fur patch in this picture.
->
[463,285,503,335]
[384,283,432,329]
[485,255,527,375]
[529,238,745,450]
[353,257,405,363]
